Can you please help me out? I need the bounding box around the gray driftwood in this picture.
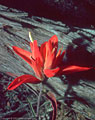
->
[0,5,95,120]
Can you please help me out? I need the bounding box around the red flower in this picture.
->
[7,34,91,90]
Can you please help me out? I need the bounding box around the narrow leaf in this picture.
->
[6,72,19,77]
[46,92,57,120]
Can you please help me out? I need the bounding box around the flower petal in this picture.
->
[30,42,33,51]
[49,35,58,49]
[44,66,91,77]
[32,40,39,59]
[13,46,32,66]
[32,40,43,65]
[7,74,41,90]
[32,57,44,80]
[40,41,47,61]
[44,68,60,77]
[45,35,58,62]
[53,50,65,68]
[44,48,57,69]
[60,65,91,75]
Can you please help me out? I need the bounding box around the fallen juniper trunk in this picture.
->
[0,5,95,119]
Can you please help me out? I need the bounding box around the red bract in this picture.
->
[7,74,41,90]
[7,34,91,90]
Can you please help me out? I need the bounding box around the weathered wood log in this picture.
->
[0,4,95,119]
[1,0,95,26]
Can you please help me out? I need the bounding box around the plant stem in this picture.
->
[36,83,43,119]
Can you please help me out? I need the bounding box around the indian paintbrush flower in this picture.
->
[7,33,93,120]
[7,33,92,90]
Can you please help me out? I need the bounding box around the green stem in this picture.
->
[36,83,43,119]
